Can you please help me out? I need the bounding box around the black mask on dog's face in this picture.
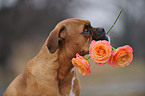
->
[82,24,109,41]
[92,27,109,41]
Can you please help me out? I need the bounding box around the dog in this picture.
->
[3,18,109,96]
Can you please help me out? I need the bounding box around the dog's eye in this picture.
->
[82,25,90,34]
[84,28,89,33]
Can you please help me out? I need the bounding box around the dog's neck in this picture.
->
[57,48,75,85]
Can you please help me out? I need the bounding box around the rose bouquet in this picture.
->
[72,40,133,75]
[72,9,133,75]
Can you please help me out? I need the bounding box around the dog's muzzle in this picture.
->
[92,27,110,42]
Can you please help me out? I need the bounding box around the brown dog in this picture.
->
[3,18,109,96]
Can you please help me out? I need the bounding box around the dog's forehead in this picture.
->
[58,18,90,26]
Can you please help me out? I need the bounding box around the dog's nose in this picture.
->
[92,27,109,41]
[96,27,105,33]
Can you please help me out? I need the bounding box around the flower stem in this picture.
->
[112,46,116,52]
[107,9,122,34]
[86,56,91,60]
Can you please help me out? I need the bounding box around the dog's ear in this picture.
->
[47,26,67,53]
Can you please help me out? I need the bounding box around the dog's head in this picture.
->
[47,18,109,56]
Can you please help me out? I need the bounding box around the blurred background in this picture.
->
[0,0,145,96]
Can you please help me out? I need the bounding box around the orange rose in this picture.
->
[72,53,90,75]
[108,45,133,67]
[89,40,112,65]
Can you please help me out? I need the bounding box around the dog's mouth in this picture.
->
[92,27,110,42]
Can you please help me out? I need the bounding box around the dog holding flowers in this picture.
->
[3,18,109,96]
